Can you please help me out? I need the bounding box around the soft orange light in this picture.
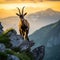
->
[0,3,50,10]
[0,1,60,18]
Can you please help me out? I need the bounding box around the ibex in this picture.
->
[16,7,30,41]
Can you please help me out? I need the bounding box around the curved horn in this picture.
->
[22,6,25,15]
[17,7,21,14]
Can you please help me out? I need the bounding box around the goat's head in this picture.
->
[16,7,27,19]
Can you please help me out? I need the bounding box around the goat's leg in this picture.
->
[19,29,24,38]
[19,29,22,35]
[22,31,25,40]
[24,31,26,40]
[26,34,29,41]
[24,30,29,41]
[26,30,29,41]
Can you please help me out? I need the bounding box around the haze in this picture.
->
[0,1,60,18]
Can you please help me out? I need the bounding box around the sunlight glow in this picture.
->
[0,3,50,10]
[0,2,60,18]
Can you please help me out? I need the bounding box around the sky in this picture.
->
[0,0,60,3]
[0,0,60,18]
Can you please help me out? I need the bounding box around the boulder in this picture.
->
[19,40,34,51]
[7,29,24,48]
[32,45,45,60]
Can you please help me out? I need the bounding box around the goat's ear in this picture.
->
[24,12,27,16]
[16,13,20,16]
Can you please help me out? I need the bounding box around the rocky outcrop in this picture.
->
[6,29,34,51]
[0,22,3,35]
[0,22,45,60]
[32,45,45,60]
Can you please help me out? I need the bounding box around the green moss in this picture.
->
[6,49,34,60]
[26,52,34,60]
[0,28,34,60]
[0,28,15,48]
[0,34,11,48]
[3,28,15,35]
[12,47,21,52]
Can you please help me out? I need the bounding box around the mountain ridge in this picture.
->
[0,8,60,35]
[29,20,60,47]
[29,20,60,60]
[1,8,60,20]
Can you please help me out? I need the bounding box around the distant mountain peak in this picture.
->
[42,8,56,16]
[45,8,54,12]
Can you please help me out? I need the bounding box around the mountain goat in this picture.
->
[16,7,30,41]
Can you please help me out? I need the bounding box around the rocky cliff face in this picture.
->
[0,22,45,60]
[0,22,3,35]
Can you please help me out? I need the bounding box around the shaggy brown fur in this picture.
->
[16,7,30,41]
